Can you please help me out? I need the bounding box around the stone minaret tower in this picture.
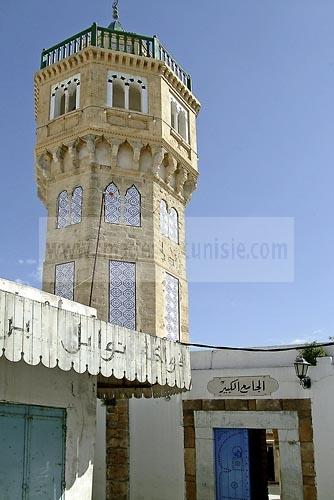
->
[34,9,200,498]
[35,12,200,343]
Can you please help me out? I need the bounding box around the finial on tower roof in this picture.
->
[113,0,119,20]
[109,0,124,31]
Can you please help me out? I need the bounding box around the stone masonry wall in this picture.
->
[183,399,316,500]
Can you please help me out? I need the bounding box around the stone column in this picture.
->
[106,400,130,500]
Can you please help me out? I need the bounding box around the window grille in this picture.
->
[105,183,121,224]
[124,186,141,227]
[109,261,136,330]
[165,273,180,341]
[71,187,83,225]
[55,262,75,301]
[57,191,70,229]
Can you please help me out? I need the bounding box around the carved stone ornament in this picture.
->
[166,154,178,186]
[152,147,165,177]
[176,167,188,195]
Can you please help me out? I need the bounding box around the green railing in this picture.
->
[40,23,192,91]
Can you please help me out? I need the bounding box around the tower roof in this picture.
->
[108,0,124,31]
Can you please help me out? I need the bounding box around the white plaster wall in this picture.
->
[128,348,334,500]
[92,401,106,500]
[129,395,185,500]
[309,356,334,499]
[0,358,97,500]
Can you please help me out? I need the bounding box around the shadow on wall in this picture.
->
[0,358,96,494]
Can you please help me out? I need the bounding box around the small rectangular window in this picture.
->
[165,273,180,341]
[109,261,136,330]
[55,262,75,301]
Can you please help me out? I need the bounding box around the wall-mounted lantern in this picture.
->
[294,356,311,389]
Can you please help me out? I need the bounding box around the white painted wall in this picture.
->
[0,358,97,500]
[93,401,107,500]
[129,395,185,500]
[128,347,334,500]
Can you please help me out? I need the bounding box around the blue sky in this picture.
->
[1,1,334,346]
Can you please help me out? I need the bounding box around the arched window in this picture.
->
[112,80,125,109]
[67,82,77,112]
[129,83,141,112]
[178,111,188,141]
[160,200,169,237]
[54,88,66,118]
[50,74,81,120]
[169,208,179,244]
[57,191,69,228]
[124,185,141,227]
[108,72,148,113]
[105,183,121,224]
[71,187,83,225]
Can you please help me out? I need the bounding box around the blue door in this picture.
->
[214,428,251,500]
[0,403,66,500]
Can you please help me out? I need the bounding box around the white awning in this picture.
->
[0,279,191,398]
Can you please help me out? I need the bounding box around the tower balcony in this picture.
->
[40,23,192,92]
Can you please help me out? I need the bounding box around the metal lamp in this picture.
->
[294,356,311,389]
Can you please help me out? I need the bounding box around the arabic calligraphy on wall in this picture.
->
[207,376,279,397]
[0,288,191,392]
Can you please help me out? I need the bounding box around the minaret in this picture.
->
[34,8,200,344]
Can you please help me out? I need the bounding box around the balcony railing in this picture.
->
[40,23,192,91]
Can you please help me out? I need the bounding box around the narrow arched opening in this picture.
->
[67,83,77,112]
[129,83,142,112]
[54,88,66,118]
[112,80,125,109]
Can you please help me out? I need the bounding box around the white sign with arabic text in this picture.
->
[207,376,279,397]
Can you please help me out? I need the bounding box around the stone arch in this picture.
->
[96,138,112,167]
[62,146,72,172]
[139,145,153,172]
[77,140,89,161]
[117,141,134,170]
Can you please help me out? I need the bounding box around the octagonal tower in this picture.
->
[35,15,200,344]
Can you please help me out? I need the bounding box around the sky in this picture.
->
[0,0,334,347]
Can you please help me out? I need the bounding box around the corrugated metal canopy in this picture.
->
[0,279,191,399]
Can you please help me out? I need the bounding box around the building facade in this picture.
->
[126,347,334,500]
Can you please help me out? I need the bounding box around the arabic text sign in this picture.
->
[207,376,279,397]
[0,288,191,392]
